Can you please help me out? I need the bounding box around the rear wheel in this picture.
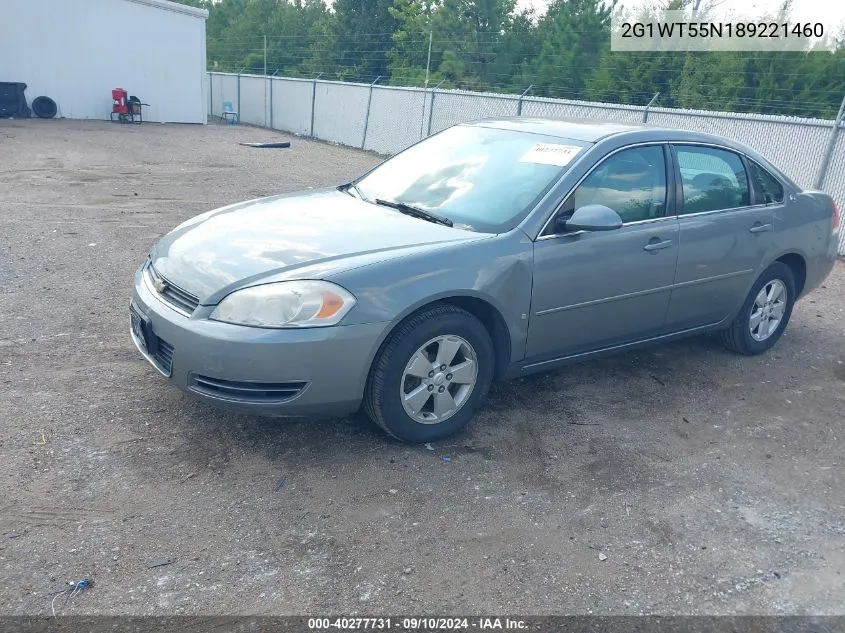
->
[719,262,795,355]
[364,304,494,443]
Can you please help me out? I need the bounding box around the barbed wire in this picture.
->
[207,42,845,62]
[209,70,840,114]
[205,30,845,43]
[206,56,845,99]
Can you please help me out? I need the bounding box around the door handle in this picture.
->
[643,239,673,251]
[749,223,772,233]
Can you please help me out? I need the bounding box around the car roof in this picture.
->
[461,117,796,186]
[464,116,742,147]
[463,117,645,142]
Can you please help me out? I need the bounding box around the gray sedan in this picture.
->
[130,118,839,443]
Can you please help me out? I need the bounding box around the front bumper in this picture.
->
[130,264,388,417]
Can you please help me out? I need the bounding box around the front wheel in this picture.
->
[719,262,796,355]
[363,304,494,443]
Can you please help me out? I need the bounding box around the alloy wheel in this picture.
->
[400,335,478,424]
[749,279,787,342]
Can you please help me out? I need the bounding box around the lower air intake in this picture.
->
[189,375,307,403]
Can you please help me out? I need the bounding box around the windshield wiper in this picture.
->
[374,198,453,227]
[338,182,368,201]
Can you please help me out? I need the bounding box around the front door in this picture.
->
[526,144,680,363]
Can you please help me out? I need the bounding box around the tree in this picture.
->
[177,0,845,117]
[200,0,333,76]
[588,0,687,106]
[433,0,522,90]
[527,0,612,101]
[387,0,535,90]
[333,0,399,82]
[387,0,442,85]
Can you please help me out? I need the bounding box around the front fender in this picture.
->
[329,230,534,369]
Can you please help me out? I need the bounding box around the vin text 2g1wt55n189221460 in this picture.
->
[129,118,839,443]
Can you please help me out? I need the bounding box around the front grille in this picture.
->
[189,375,307,404]
[147,262,200,315]
[154,339,174,374]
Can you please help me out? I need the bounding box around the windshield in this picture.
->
[355,125,589,233]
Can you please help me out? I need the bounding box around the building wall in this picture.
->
[0,0,207,123]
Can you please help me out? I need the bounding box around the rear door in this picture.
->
[664,144,776,331]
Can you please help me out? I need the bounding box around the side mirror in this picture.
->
[557,204,623,233]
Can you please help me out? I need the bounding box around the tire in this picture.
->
[719,262,795,356]
[364,304,494,443]
[32,96,57,119]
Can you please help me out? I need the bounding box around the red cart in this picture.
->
[110,88,147,123]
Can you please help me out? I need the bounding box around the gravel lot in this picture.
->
[1,119,844,616]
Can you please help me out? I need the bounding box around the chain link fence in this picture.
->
[209,71,845,255]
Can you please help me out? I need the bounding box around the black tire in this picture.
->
[719,262,796,356]
[32,96,57,119]
[364,304,494,443]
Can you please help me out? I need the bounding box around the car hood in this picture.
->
[150,189,483,303]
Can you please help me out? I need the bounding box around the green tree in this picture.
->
[179,0,845,118]
[386,0,442,85]
[587,0,687,106]
[526,0,612,100]
[333,0,399,82]
[201,0,333,76]
[387,0,533,90]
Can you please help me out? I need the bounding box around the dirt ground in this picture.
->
[1,119,844,616]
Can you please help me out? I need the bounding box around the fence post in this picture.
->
[643,92,660,123]
[269,69,281,130]
[310,72,323,138]
[814,93,845,189]
[361,75,382,150]
[237,72,241,122]
[426,79,445,137]
[208,72,212,120]
[517,85,533,116]
[427,92,437,137]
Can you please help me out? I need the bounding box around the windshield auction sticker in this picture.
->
[611,8,836,51]
[519,143,582,167]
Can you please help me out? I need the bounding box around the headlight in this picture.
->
[209,281,356,328]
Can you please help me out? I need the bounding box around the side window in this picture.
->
[676,145,750,214]
[748,160,784,204]
[559,145,667,224]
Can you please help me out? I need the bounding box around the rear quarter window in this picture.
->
[748,160,784,204]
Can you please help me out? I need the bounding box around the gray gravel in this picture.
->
[1,119,844,616]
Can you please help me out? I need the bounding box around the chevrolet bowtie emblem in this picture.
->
[153,278,168,294]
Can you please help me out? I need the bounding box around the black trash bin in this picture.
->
[0,82,30,118]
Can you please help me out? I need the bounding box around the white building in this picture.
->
[0,0,208,123]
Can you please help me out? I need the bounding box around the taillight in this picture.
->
[834,200,840,231]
